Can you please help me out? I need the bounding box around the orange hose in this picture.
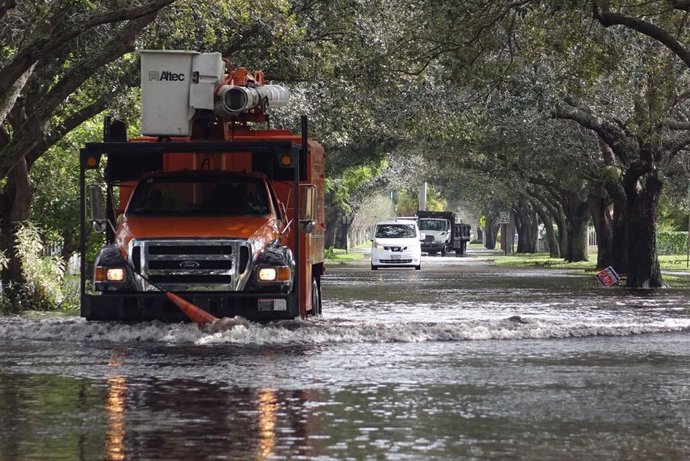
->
[166,292,218,324]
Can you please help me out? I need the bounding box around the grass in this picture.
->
[323,247,366,264]
[473,251,690,288]
[474,251,690,271]
[478,253,596,270]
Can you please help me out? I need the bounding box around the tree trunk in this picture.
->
[588,194,613,269]
[504,221,515,254]
[60,228,79,262]
[334,215,353,249]
[484,217,500,250]
[611,201,628,275]
[515,199,539,253]
[561,191,591,262]
[547,197,568,260]
[532,198,560,257]
[0,158,33,304]
[623,165,662,288]
[564,216,589,262]
[324,205,338,249]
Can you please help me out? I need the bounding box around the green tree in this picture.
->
[395,185,447,216]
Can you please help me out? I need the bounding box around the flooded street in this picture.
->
[1,253,690,460]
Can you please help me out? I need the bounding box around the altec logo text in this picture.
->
[148,70,185,82]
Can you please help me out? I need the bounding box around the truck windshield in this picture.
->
[127,175,270,216]
[375,224,417,238]
[418,219,448,231]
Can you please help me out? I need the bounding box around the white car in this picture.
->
[370,219,422,270]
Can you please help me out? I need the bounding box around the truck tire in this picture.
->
[309,276,322,316]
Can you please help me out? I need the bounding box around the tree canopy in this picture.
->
[1,0,690,297]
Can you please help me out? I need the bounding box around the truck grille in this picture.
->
[129,239,252,292]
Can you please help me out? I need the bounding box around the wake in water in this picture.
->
[0,313,688,345]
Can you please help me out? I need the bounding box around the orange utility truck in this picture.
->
[79,50,325,321]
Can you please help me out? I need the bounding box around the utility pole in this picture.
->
[418,182,427,211]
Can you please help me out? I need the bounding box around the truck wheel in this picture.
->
[371,264,378,270]
[309,276,322,316]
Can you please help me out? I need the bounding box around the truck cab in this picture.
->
[416,210,470,256]
[417,217,451,255]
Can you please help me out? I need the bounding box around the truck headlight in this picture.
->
[95,266,126,282]
[257,266,291,282]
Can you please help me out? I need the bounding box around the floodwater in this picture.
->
[1,253,690,460]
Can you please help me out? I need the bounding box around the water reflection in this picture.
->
[97,352,320,460]
[105,375,127,460]
[256,390,276,459]
[105,352,127,461]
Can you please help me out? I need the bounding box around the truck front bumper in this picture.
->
[82,292,299,322]
[421,242,446,253]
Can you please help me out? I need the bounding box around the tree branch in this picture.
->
[0,0,173,99]
[664,132,690,159]
[662,120,690,130]
[26,97,111,170]
[671,0,690,11]
[0,0,15,20]
[0,63,35,129]
[0,12,159,179]
[37,12,158,122]
[592,0,690,68]
[552,101,635,165]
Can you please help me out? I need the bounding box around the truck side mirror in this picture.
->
[87,184,107,233]
[299,184,317,233]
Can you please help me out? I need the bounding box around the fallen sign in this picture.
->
[596,266,620,287]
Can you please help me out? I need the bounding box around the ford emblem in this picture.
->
[179,260,200,269]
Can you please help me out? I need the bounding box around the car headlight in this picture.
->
[257,266,292,282]
[374,243,385,250]
[95,266,126,282]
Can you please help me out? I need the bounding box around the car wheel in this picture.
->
[441,246,447,256]
[371,264,378,270]
[308,276,322,316]
[415,265,421,270]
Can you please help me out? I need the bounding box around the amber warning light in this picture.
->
[278,153,293,167]
[84,154,100,169]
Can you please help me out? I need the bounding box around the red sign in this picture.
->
[596,266,620,287]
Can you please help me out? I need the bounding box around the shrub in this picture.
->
[657,231,688,255]
[14,222,69,311]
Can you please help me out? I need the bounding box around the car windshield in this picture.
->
[418,219,447,231]
[128,175,270,216]
[375,224,417,238]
